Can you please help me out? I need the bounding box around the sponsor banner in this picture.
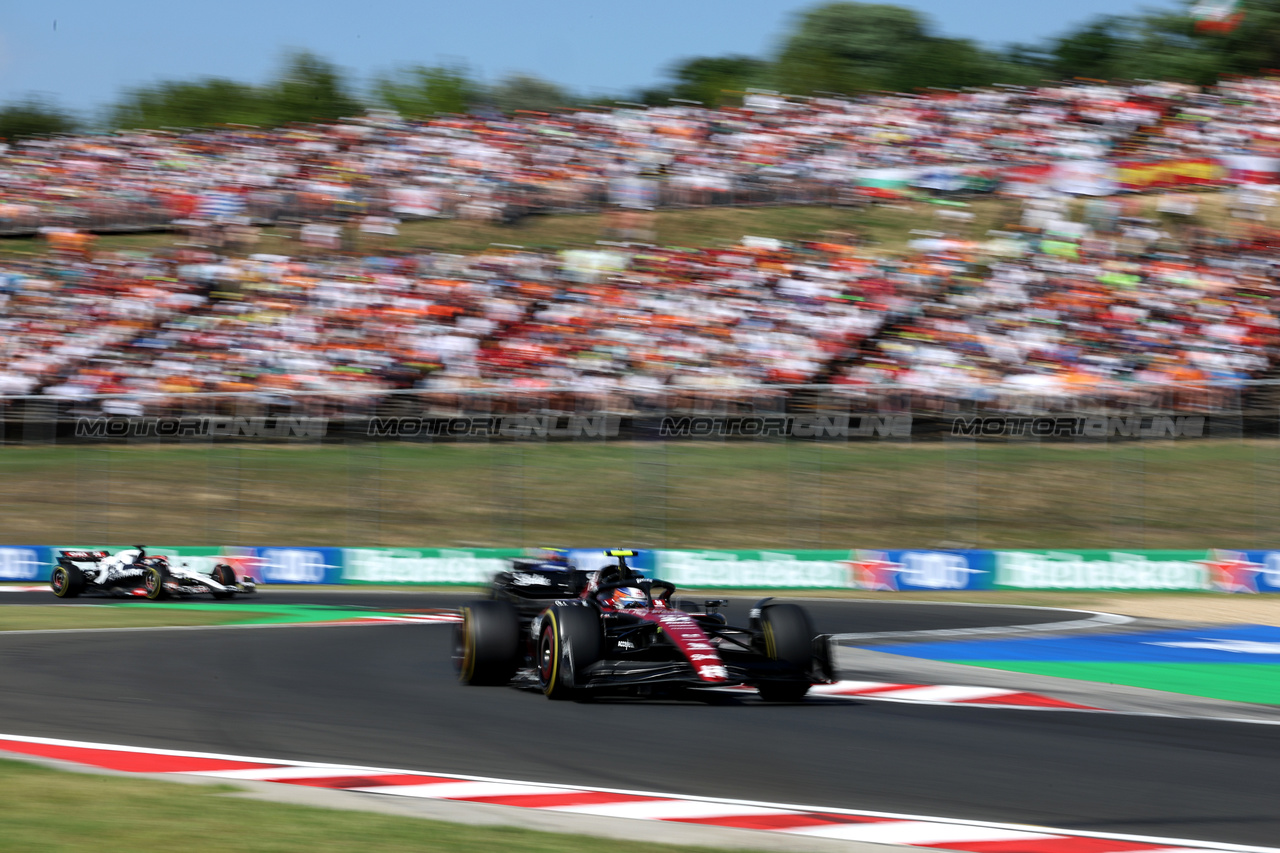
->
[654,549,991,591]
[341,548,522,584]
[994,550,1207,590]
[654,551,853,588]
[242,547,344,585]
[1205,550,1280,594]
[0,546,52,581]
[10,546,1280,592]
[850,550,992,592]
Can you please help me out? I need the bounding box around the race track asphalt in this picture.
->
[1,593,1277,847]
[1,587,1090,635]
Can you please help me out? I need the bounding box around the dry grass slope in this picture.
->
[4,440,1280,549]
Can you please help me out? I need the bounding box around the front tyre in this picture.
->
[455,600,520,686]
[51,565,84,598]
[210,564,237,599]
[142,564,168,600]
[537,606,601,701]
[756,603,816,702]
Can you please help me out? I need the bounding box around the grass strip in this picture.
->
[0,605,254,632]
[0,757,758,853]
[6,440,1280,549]
[0,601,459,632]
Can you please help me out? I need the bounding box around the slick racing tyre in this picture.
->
[455,600,520,686]
[210,564,237,599]
[756,603,815,703]
[142,563,169,600]
[537,605,601,701]
[51,565,85,598]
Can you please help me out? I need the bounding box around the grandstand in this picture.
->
[6,74,1280,548]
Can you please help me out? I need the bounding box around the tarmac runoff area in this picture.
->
[3,592,1280,849]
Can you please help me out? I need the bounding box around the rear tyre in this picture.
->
[210,564,237,599]
[537,606,601,701]
[455,600,520,686]
[51,565,84,598]
[756,603,815,703]
[142,564,168,601]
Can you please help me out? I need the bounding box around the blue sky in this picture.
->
[1,1,1179,116]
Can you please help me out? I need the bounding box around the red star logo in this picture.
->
[847,551,904,591]
[1198,550,1263,593]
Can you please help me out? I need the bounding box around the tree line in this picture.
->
[6,1,1280,139]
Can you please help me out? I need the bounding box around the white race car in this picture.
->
[50,546,256,600]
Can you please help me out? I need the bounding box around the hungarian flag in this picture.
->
[1191,0,1243,33]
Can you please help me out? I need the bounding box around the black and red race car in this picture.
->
[454,550,833,701]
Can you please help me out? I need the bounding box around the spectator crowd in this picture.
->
[6,74,1280,412]
[2,192,1277,411]
[6,76,1280,235]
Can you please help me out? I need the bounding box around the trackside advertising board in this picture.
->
[651,550,998,591]
[653,551,853,589]
[0,547,53,581]
[993,550,1207,591]
[341,548,523,584]
[235,547,344,585]
[848,550,993,592]
[7,547,1280,592]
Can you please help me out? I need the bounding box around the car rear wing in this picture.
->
[59,550,109,562]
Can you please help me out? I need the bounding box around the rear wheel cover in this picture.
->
[143,566,166,600]
[455,609,475,682]
[538,623,558,691]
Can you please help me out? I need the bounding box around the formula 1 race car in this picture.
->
[50,546,256,600]
[454,549,833,701]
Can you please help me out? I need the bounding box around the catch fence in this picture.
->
[2,384,1279,552]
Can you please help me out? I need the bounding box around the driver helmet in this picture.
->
[605,586,648,609]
